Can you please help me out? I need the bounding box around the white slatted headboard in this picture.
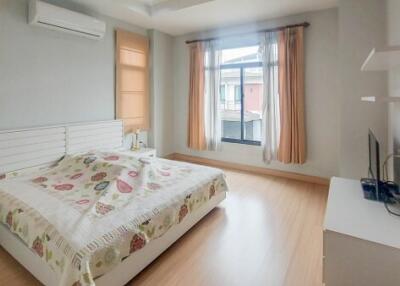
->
[0,127,66,173]
[0,120,123,174]
[66,121,124,154]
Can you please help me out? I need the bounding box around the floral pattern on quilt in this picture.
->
[0,151,228,286]
[29,152,195,219]
[0,203,68,278]
[87,182,223,281]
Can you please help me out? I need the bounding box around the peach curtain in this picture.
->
[277,27,306,164]
[188,42,207,150]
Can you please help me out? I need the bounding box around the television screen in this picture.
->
[368,129,380,183]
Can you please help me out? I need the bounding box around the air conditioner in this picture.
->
[28,0,106,40]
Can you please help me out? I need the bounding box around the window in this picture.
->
[116,29,149,133]
[220,45,264,145]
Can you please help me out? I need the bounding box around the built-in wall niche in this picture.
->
[392,103,400,183]
[361,46,400,183]
[362,46,400,71]
[361,46,400,103]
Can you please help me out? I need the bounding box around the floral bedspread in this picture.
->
[0,151,228,286]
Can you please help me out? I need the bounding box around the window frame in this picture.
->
[220,61,263,146]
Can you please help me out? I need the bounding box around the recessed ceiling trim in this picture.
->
[72,0,339,36]
[124,1,151,16]
[151,0,216,16]
[122,0,216,17]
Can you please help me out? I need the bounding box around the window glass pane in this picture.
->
[120,92,144,118]
[220,68,241,140]
[220,85,226,103]
[243,67,263,142]
[120,48,146,67]
[234,85,241,102]
[120,68,145,92]
[221,45,261,65]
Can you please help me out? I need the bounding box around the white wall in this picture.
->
[337,0,387,179]
[0,0,390,179]
[0,0,147,130]
[148,30,174,157]
[172,8,339,178]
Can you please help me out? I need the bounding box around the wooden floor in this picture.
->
[0,168,328,286]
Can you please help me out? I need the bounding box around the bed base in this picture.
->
[0,192,226,286]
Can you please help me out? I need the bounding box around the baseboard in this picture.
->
[165,153,329,186]
[163,153,176,160]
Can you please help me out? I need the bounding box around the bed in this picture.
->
[0,120,228,286]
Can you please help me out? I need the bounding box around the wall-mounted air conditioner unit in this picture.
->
[28,0,106,40]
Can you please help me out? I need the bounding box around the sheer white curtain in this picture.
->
[260,32,280,163]
[203,40,222,151]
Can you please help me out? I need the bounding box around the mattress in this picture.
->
[0,151,228,286]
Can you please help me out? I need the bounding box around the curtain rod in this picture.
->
[185,22,310,44]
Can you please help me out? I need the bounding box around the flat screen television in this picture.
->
[368,129,380,187]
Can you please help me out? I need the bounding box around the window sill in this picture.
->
[221,138,261,146]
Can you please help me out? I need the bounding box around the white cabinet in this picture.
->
[323,177,400,286]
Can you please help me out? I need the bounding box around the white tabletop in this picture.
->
[324,177,400,249]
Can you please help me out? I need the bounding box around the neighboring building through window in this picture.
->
[220,45,264,145]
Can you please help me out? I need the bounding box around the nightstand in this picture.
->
[121,148,157,158]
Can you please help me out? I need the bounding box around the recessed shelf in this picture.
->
[361,96,400,103]
[361,46,400,71]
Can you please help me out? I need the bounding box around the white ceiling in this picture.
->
[71,0,338,36]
